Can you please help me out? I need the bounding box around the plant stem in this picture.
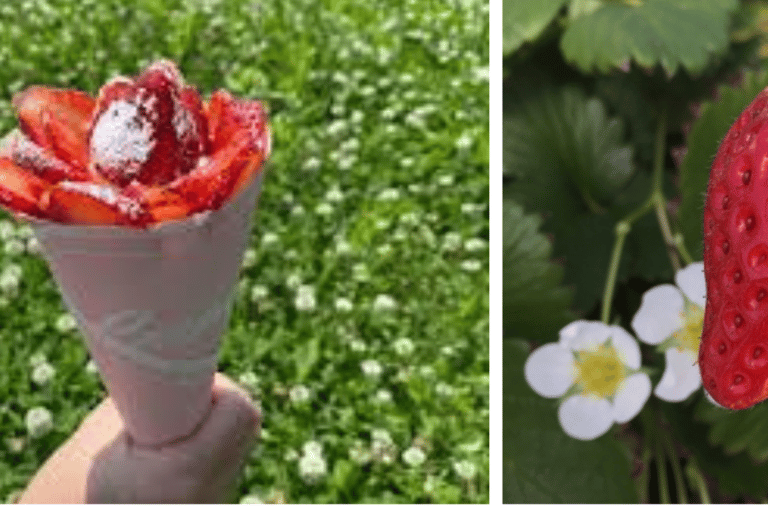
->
[662,428,687,504]
[655,433,671,504]
[650,104,681,273]
[686,458,711,504]
[637,408,654,503]
[601,221,630,324]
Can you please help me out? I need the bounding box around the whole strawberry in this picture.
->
[701,87,768,409]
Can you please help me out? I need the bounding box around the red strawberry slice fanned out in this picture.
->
[206,90,269,158]
[46,181,151,227]
[701,86,768,409]
[13,87,94,170]
[4,131,91,183]
[0,157,51,218]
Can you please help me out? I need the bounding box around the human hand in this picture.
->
[19,372,260,504]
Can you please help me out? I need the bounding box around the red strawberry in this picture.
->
[88,61,206,187]
[701,87,768,409]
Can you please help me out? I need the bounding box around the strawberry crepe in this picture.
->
[0,59,269,227]
[0,61,270,446]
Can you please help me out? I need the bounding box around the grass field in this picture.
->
[0,0,488,503]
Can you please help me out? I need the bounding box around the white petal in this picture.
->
[654,348,702,402]
[558,394,613,441]
[523,343,575,398]
[612,373,652,423]
[560,321,612,352]
[609,326,642,370]
[704,389,727,409]
[675,262,706,308]
[631,285,685,345]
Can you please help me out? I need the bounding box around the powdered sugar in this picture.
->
[90,99,156,178]
[59,181,145,219]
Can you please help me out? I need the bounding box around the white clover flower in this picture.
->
[294,285,317,312]
[5,437,24,454]
[381,107,397,120]
[315,202,333,216]
[250,284,269,302]
[371,428,393,446]
[25,407,53,438]
[375,388,393,403]
[290,384,311,403]
[241,248,257,268]
[453,460,477,480]
[402,446,426,467]
[303,439,323,457]
[455,132,473,150]
[335,297,354,312]
[377,188,401,201]
[336,239,353,255]
[286,273,303,290]
[85,359,99,375]
[31,362,55,386]
[339,137,360,153]
[473,66,489,82]
[461,202,484,214]
[3,263,22,280]
[400,212,419,225]
[26,236,42,255]
[361,359,383,379]
[350,339,367,352]
[298,452,327,484]
[349,440,372,465]
[524,320,652,441]
[441,345,456,357]
[303,156,322,172]
[352,263,370,281]
[464,238,487,252]
[0,220,14,241]
[441,232,463,252]
[325,187,344,203]
[437,174,455,186]
[29,352,47,368]
[327,119,348,136]
[284,249,299,260]
[350,110,364,125]
[0,269,20,296]
[238,371,260,390]
[55,313,77,333]
[240,495,263,505]
[284,448,299,462]
[392,228,408,241]
[394,337,414,356]
[4,238,24,256]
[290,204,306,216]
[631,262,705,403]
[373,294,397,312]
[461,260,482,273]
[436,382,456,397]
[261,232,279,246]
[375,218,389,230]
[420,365,436,378]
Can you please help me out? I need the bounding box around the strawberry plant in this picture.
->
[505,0,768,505]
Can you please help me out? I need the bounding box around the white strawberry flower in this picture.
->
[631,262,705,402]
[524,320,651,441]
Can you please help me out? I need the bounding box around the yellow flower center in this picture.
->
[673,304,704,353]
[575,344,626,398]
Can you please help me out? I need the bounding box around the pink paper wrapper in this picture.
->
[27,174,263,446]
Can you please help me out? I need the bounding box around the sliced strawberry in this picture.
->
[89,63,205,187]
[122,181,191,223]
[46,181,151,227]
[0,157,50,217]
[168,130,251,213]
[13,87,94,166]
[179,85,209,156]
[8,132,90,183]
[206,89,269,158]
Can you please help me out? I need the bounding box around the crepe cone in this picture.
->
[27,174,263,446]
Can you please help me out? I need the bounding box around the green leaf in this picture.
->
[504,338,638,503]
[678,70,768,260]
[694,395,768,464]
[503,199,574,341]
[505,86,635,209]
[505,86,638,312]
[662,397,768,500]
[561,0,739,76]
[503,0,568,55]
